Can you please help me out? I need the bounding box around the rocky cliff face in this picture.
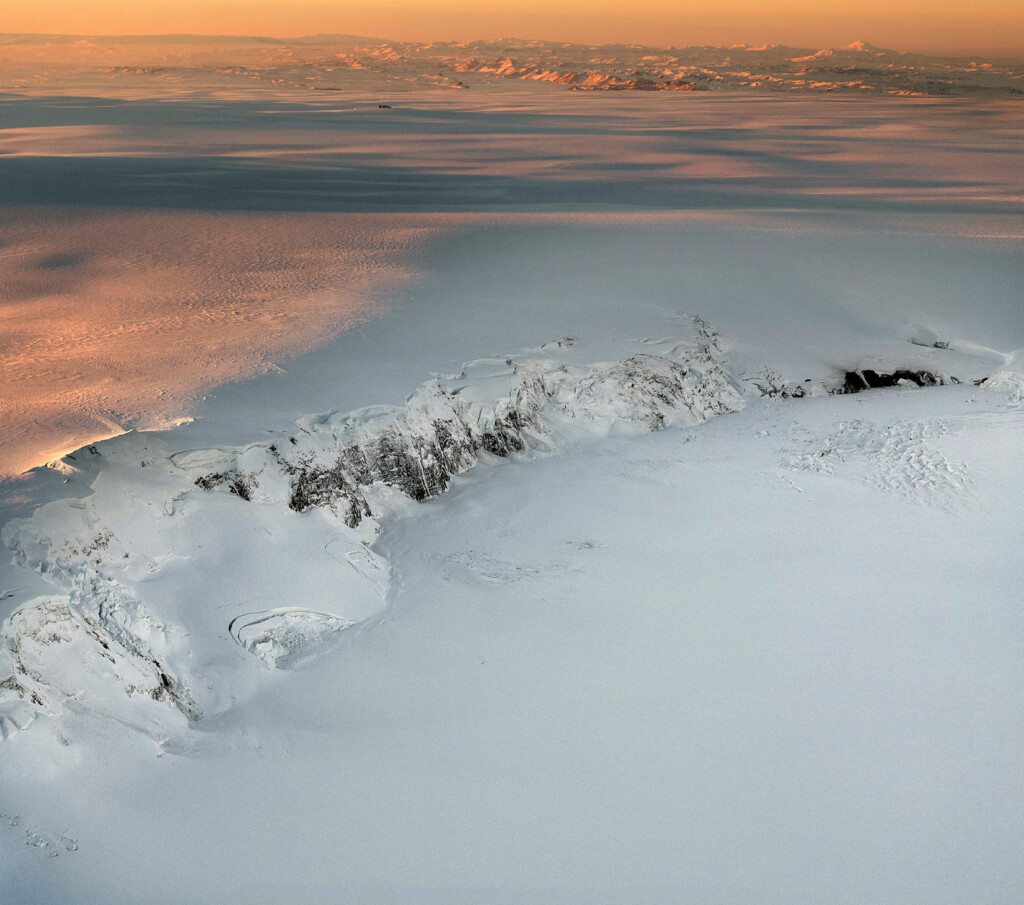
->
[187,325,744,529]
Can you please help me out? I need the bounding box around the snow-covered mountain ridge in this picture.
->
[0,319,746,743]
[2,308,1018,749]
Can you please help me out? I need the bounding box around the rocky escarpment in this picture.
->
[187,329,744,529]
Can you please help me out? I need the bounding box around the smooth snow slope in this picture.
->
[0,88,1022,904]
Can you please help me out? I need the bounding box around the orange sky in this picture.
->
[4,0,1022,56]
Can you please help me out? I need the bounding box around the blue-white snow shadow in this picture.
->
[0,93,1015,214]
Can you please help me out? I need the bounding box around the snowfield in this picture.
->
[0,83,1022,904]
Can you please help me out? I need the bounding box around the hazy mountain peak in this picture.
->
[844,39,886,53]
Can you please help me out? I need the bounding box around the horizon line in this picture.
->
[4,31,1023,59]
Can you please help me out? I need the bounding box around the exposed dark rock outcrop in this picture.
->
[191,337,744,528]
[285,391,543,525]
[842,369,946,393]
[195,469,257,500]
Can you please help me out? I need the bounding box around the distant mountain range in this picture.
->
[1,34,1020,96]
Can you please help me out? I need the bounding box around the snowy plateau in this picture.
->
[0,73,1022,905]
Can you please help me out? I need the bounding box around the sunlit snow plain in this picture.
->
[1,86,1022,905]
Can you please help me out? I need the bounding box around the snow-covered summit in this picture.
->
[844,39,887,53]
